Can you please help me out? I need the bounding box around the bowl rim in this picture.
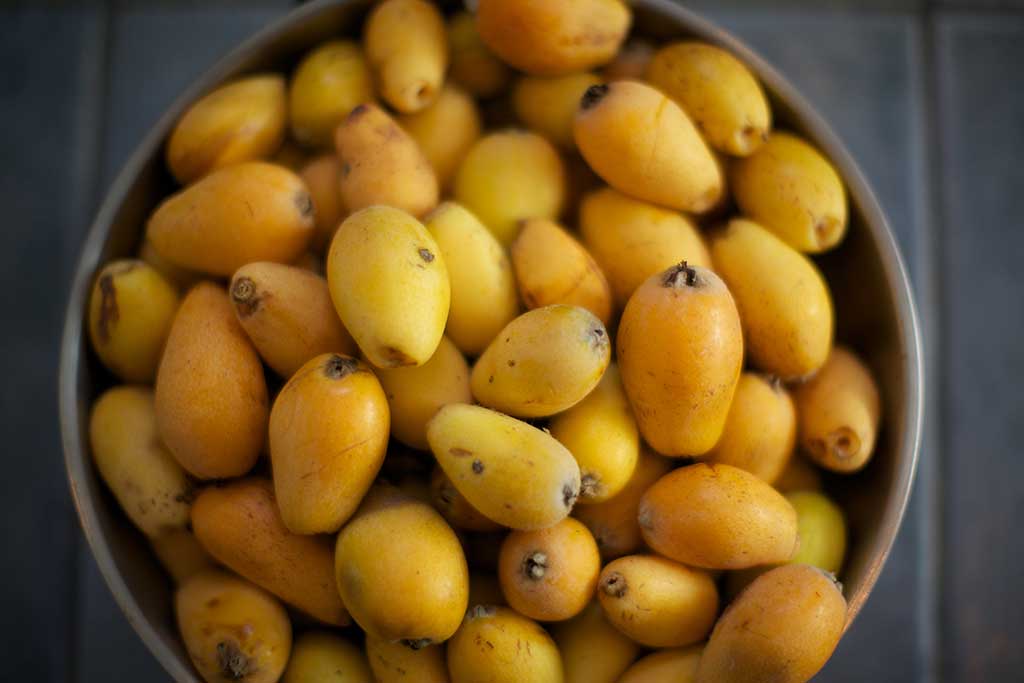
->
[59,0,924,679]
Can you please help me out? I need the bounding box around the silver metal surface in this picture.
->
[59,1,924,680]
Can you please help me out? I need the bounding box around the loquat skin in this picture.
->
[730,131,848,253]
[375,336,472,450]
[146,161,315,276]
[498,517,601,622]
[549,364,639,504]
[710,218,833,380]
[269,354,390,534]
[427,404,581,530]
[638,463,799,570]
[447,11,511,98]
[424,202,519,356]
[431,466,503,533]
[551,601,639,683]
[453,130,566,246]
[617,263,743,456]
[334,103,439,218]
[284,632,372,683]
[647,42,771,157]
[447,605,563,683]
[150,529,214,584]
[705,373,797,484]
[696,565,847,683]
[155,282,268,480]
[573,446,672,560]
[399,84,482,189]
[476,0,631,76]
[334,485,469,646]
[579,187,711,309]
[794,346,882,472]
[365,634,450,683]
[89,386,191,538]
[574,81,722,213]
[601,38,655,82]
[191,478,350,626]
[774,455,824,493]
[513,72,601,148]
[299,155,346,252]
[470,305,611,418]
[327,206,450,368]
[88,259,179,382]
[597,555,718,648]
[289,40,374,148]
[138,237,200,291]
[618,646,703,683]
[230,262,356,378]
[364,0,447,113]
[175,570,291,683]
[511,218,613,325]
[166,74,286,184]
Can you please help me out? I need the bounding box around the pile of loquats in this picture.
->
[84,1,883,682]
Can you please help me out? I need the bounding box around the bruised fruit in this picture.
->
[364,0,447,113]
[289,41,374,148]
[552,601,639,683]
[427,403,581,530]
[284,632,372,683]
[447,605,563,683]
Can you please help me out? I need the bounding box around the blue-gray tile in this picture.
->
[0,6,105,683]
[700,11,931,681]
[935,15,1024,682]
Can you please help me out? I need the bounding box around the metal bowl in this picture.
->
[59,0,924,680]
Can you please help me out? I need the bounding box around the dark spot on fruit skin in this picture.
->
[522,551,547,580]
[450,447,473,458]
[216,641,251,680]
[341,161,351,177]
[472,460,484,474]
[230,277,262,317]
[418,247,435,263]
[295,190,314,218]
[349,103,370,120]
[401,638,433,651]
[96,273,119,343]
[562,483,579,509]
[381,346,416,366]
[580,83,610,110]
[488,375,494,384]
[324,354,360,379]
[507,360,516,367]
[601,571,628,598]
[662,260,700,288]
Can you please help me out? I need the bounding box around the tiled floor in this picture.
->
[1,1,1021,681]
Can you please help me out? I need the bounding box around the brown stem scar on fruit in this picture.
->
[601,571,628,598]
[827,427,860,460]
[472,460,484,474]
[468,604,496,620]
[216,640,251,680]
[523,551,548,580]
[562,483,579,508]
[589,326,608,352]
[418,247,435,263]
[662,261,700,288]
[581,84,610,110]
[324,354,360,379]
[294,190,314,218]
[96,273,119,343]
[381,346,416,366]
[768,375,784,392]
[580,473,600,498]
[401,638,433,651]
[230,277,261,317]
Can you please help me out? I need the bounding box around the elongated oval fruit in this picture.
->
[289,40,374,148]
[335,103,439,217]
[431,466,503,532]
[90,386,191,538]
[191,478,350,625]
[619,646,703,683]
[498,517,601,621]
[283,632,372,683]
[638,463,798,569]
[617,263,743,456]
[365,634,449,683]
[573,446,672,560]
[427,403,581,530]
[399,84,482,189]
[175,571,291,683]
[155,282,267,479]
[794,346,881,472]
[579,187,711,309]
[597,555,718,647]
[730,132,848,253]
[706,372,796,484]
[447,606,563,683]
[167,74,286,184]
[647,42,771,157]
[269,354,389,534]
[574,81,721,213]
[511,218,612,325]
[552,601,639,683]
[88,259,179,382]
[335,486,468,645]
[364,0,448,113]
[424,202,519,356]
[375,336,472,450]
[327,206,450,368]
[696,565,847,683]
[230,262,355,378]
[550,364,639,503]
[710,218,833,379]
[147,161,314,276]
[476,0,631,76]
[471,305,610,418]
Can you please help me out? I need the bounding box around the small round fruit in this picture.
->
[289,41,374,148]
[597,555,718,647]
[552,601,639,683]
[498,517,600,621]
[447,605,563,683]
[283,632,372,683]
[365,634,448,683]
[618,646,703,683]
